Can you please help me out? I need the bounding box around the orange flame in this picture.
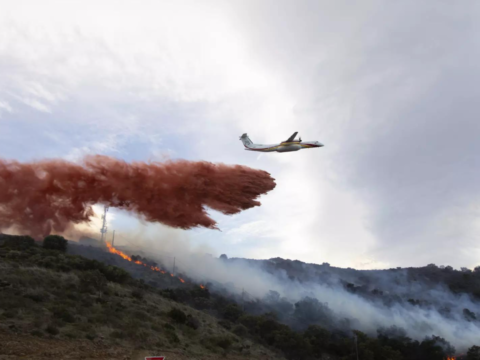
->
[106,242,163,271]
[105,242,205,289]
[106,242,133,261]
[445,357,456,360]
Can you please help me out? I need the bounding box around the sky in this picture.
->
[1,0,479,270]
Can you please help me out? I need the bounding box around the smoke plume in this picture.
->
[0,155,276,238]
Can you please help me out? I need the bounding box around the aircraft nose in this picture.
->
[318,142,324,147]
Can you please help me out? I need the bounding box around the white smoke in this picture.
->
[104,228,480,353]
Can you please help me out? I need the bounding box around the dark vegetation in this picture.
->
[160,286,479,360]
[219,257,480,345]
[0,234,268,358]
[239,257,480,305]
[43,235,68,252]
[1,233,479,359]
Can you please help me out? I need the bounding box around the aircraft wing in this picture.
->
[285,132,298,142]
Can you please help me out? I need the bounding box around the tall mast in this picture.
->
[100,205,109,243]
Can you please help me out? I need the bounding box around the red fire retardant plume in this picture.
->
[0,155,276,238]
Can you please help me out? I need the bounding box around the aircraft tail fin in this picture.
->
[239,133,253,148]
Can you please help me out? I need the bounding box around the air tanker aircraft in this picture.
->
[240,132,324,152]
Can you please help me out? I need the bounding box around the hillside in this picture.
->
[2,234,480,360]
[0,235,281,360]
[234,257,480,300]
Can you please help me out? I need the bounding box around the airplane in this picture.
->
[239,132,324,152]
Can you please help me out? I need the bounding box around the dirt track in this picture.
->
[0,330,269,360]
[0,330,132,360]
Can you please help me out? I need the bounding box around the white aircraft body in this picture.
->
[240,132,324,152]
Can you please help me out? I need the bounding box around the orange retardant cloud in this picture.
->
[0,155,276,238]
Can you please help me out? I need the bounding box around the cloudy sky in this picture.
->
[1,0,479,270]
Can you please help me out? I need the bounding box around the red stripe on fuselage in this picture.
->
[244,142,319,151]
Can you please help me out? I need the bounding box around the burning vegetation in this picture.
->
[0,155,276,238]
[105,242,199,287]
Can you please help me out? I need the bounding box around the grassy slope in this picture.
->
[0,245,283,360]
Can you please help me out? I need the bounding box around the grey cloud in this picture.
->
[228,0,480,268]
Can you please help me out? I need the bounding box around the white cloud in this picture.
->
[0,100,13,117]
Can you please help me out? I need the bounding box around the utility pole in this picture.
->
[100,205,109,243]
[111,230,115,247]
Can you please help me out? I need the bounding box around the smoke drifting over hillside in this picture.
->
[0,155,276,238]
[152,247,480,353]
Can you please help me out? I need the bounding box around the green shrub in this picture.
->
[2,235,35,250]
[208,335,233,350]
[168,308,187,324]
[304,325,331,356]
[151,323,163,332]
[165,329,180,344]
[164,323,175,331]
[64,330,81,339]
[467,345,480,360]
[79,270,107,292]
[232,324,248,337]
[103,265,131,283]
[131,309,150,322]
[75,322,93,333]
[43,235,68,252]
[131,289,144,299]
[2,309,17,319]
[218,320,232,330]
[30,329,43,337]
[186,314,200,330]
[46,324,59,335]
[53,307,75,323]
[111,330,125,339]
[192,297,213,310]
[6,250,22,260]
[222,304,243,322]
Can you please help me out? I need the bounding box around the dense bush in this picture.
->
[43,235,68,252]
[0,234,35,250]
[467,345,480,360]
[207,335,233,350]
[33,250,131,284]
[185,314,200,329]
[53,307,76,323]
[79,270,107,292]
[168,308,187,324]
[232,324,248,337]
[304,325,331,357]
[46,324,59,335]
[222,304,243,322]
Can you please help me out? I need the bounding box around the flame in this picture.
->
[445,357,456,360]
[105,242,205,289]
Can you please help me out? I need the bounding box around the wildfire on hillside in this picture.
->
[105,242,201,288]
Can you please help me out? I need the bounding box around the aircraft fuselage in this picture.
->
[245,141,321,152]
[240,133,323,153]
